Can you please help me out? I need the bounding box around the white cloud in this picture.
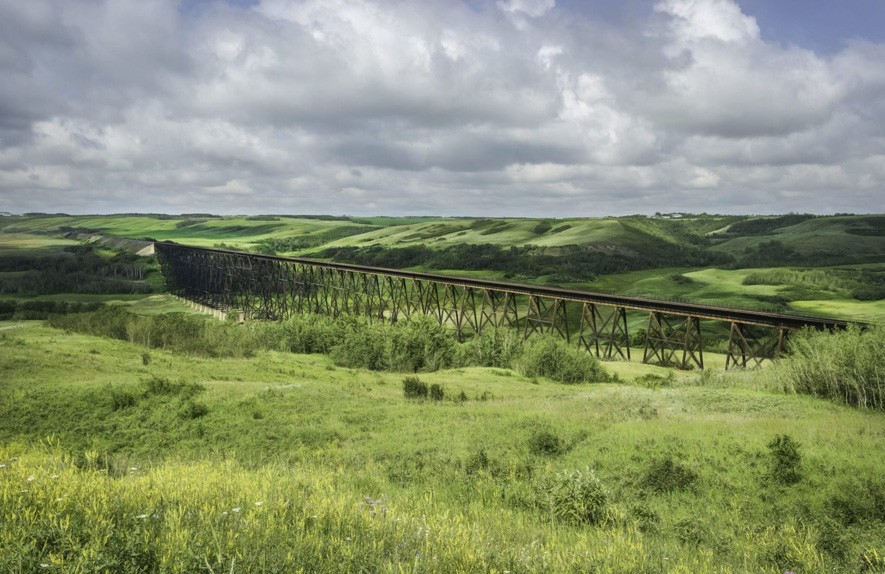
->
[0,0,882,216]
[497,0,556,18]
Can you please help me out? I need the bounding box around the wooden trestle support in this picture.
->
[155,242,852,371]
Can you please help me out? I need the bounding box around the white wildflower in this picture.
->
[254,501,263,507]
[26,475,35,482]
[232,507,241,513]
[137,514,149,519]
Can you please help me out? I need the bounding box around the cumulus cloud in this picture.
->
[0,0,882,216]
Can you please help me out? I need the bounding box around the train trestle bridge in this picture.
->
[155,242,856,370]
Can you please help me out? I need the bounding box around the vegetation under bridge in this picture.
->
[154,241,857,370]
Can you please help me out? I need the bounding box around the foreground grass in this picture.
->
[1,322,884,572]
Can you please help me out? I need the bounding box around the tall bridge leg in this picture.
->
[643,312,703,369]
[725,323,788,370]
[524,296,569,341]
[577,304,630,361]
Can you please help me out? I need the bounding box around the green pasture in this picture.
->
[712,215,884,261]
[0,232,80,256]
[1,321,883,572]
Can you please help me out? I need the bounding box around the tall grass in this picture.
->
[47,307,609,384]
[765,325,884,410]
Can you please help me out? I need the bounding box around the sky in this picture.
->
[1,0,883,217]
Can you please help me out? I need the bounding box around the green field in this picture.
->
[1,213,883,572]
[2,321,883,572]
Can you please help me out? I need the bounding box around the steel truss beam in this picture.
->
[525,296,569,341]
[725,322,787,369]
[577,303,630,361]
[642,312,704,370]
[154,242,856,371]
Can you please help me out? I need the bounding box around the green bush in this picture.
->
[143,376,204,399]
[766,434,802,485]
[533,221,552,234]
[455,328,523,369]
[528,429,565,456]
[331,318,387,370]
[641,456,698,492]
[767,325,884,410]
[402,376,428,399]
[108,386,138,411]
[518,336,608,384]
[537,467,609,525]
[386,317,456,372]
[429,384,445,401]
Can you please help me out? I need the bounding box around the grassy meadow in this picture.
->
[5,212,881,320]
[0,212,883,572]
[2,320,884,572]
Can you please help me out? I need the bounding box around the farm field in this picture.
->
[1,321,884,572]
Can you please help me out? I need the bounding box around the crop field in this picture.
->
[0,213,883,572]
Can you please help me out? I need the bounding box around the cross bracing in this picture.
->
[155,242,858,370]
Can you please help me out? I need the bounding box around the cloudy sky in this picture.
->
[1,0,883,216]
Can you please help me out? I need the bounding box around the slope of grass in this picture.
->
[712,215,885,265]
[1,322,883,572]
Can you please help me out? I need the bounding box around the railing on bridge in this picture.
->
[154,241,855,370]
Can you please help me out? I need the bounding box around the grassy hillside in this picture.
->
[2,321,884,572]
[2,213,883,322]
[711,215,885,265]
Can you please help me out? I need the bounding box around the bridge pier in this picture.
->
[642,312,704,370]
[725,323,787,369]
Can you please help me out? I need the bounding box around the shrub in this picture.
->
[518,336,608,384]
[108,386,138,410]
[429,384,445,401]
[537,467,609,525]
[180,400,209,419]
[455,328,523,369]
[641,456,698,492]
[386,317,457,372]
[533,221,553,234]
[331,319,387,370]
[766,434,802,485]
[402,376,428,399]
[464,449,492,475]
[766,325,884,410]
[528,429,565,456]
[143,376,205,399]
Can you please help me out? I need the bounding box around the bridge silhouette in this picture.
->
[155,241,855,370]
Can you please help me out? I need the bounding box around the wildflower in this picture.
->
[55,498,63,502]
[0,464,6,468]
[137,514,149,519]
[255,501,263,507]
[40,564,49,569]
[232,507,241,513]
[130,467,138,471]
[26,475,35,482]
[345,537,352,541]
[50,475,58,479]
